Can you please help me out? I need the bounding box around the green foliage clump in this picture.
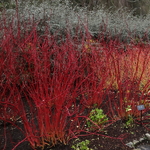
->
[124,115,134,128]
[72,139,93,150]
[87,108,108,130]
[124,105,134,128]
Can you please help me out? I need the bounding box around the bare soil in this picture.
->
[0,110,150,150]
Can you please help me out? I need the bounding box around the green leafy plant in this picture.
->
[125,105,132,113]
[71,139,93,150]
[87,108,108,130]
[124,105,134,128]
[124,115,134,128]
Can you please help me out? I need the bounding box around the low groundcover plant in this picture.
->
[87,107,108,131]
[71,139,93,150]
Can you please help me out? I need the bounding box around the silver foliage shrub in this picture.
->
[1,0,150,42]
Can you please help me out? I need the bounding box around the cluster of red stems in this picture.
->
[0,14,150,150]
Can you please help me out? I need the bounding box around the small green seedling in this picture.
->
[71,139,93,150]
[124,105,134,128]
[87,108,108,131]
[124,115,134,128]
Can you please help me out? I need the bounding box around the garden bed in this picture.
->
[0,107,150,150]
[0,1,150,150]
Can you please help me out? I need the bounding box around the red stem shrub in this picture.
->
[0,12,150,149]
